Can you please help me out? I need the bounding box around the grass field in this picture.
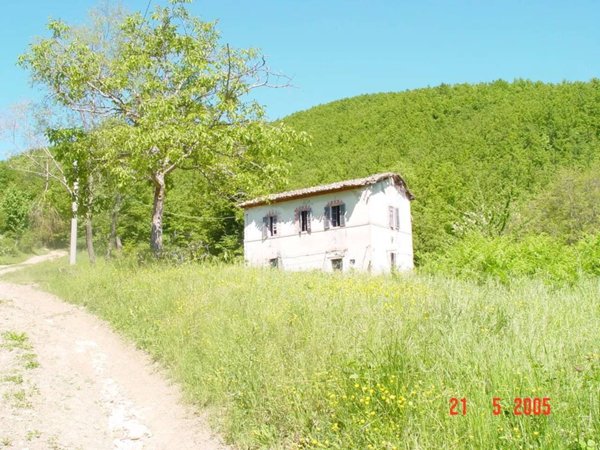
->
[0,246,47,266]
[4,258,600,449]
[0,252,29,266]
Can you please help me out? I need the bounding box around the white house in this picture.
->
[239,172,414,273]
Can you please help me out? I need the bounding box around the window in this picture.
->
[331,205,342,227]
[331,258,343,271]
[262,214,277,239]
[324,202,346,229]
[269,258,279,268]
[268,216,277,236]
[296,207,312,233]
[390,252,396,268]
[388,206,400,230]
[301,210,309,232]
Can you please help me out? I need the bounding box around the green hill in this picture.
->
[280,80,600,263]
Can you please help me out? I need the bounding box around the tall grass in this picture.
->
[5,259,600,449]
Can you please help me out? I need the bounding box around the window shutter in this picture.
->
[324,205,330,230]
[306,209,312,233]
[340,203,346,227]
[262,216,268,239]
[294,208,299,232]
[394,207,400,230]
[388,206,394,229]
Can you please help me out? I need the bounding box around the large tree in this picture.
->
[20,0,302,255]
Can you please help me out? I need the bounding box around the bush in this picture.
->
[0,235,19,258]
[577,234,600,276]
[0,187,31,235]
[423,233,589,286]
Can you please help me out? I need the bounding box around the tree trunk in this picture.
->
[69,178,79,266]
[150,172,166,256]
[85,173,96,265]
[106,193,123,258]
[69,214,78,266]
[85,213,96,265]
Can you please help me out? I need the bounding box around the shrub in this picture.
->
[0,235,19,258]
[424,233,584,286]
[0,187,31,235]
[577,234,600,276]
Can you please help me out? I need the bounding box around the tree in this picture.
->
[46,127,105,264]
[20,0,304,255]
[512,164,600,243]
[0,187,31,235]
[1,102,82,263]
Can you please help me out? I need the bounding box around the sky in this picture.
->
[1,0,599,158]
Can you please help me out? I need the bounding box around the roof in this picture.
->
[239,172,414,208]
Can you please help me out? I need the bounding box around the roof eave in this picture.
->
[238,172,414,209]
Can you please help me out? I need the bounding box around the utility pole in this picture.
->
[69,160,79,265]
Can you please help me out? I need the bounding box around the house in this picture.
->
[239,172,414,273]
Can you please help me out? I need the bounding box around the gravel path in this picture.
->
[0,253,228,449]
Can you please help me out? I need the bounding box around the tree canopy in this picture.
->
[19,0,303,255]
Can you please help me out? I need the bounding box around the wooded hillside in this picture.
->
[281,80,600,263]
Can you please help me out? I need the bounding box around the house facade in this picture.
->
[240,173,414,273]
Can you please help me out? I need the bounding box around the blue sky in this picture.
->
[1,0,599,157]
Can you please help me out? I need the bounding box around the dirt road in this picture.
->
[0,253,228,449]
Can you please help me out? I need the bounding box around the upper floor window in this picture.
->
[300,210,310,232]
[295,206,312,233]
[324,201,346,229]
[388,206,400,230]
[262,214,277,238]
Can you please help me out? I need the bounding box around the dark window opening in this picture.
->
[390,252,396,268]
[262,214,278,239]
[331,205,342,227]
[301,210,310,232]
[332,258,343,271]
[269,258,279,268]
[268,215,277,236]
[324,202,345,229]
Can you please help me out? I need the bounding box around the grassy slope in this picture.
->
[5,259,600,449]
[0,248,47,266]
[280,80,600,262]
[0,253,28,265]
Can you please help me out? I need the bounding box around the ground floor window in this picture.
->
[390,252,396,269]
[331,258,343,271]
[269,258,279,268]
